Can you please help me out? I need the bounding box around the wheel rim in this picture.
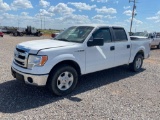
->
[57,71,74,91]
[135,57,142,69]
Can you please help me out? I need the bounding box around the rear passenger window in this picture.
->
[156,33,160,38]
[93,28,112,43]
[113,28,128,41]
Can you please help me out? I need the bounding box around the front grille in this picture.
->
[14,48,29,68]
[16,48,25,53]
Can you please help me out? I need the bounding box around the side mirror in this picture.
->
[151,36,154,39]
[87,38,104,47]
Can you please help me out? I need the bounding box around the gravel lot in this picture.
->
[0,35,160,120]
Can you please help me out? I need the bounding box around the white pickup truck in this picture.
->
[11,25,151,96]
[149,32,160,48]
[131,32,160,49]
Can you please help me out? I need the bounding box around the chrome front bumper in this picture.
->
[11,67,49,86]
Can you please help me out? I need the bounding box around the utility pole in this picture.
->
[44,17,45,30]
[41,17,42,30]
[40,15,43,30]
[18,19,20,28]
[129,0,136,35]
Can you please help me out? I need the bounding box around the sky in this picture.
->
[0,0,160,32]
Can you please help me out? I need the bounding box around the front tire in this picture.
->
[129,54,143,72]
[47,65,78,96]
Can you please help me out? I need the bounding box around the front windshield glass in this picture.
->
[132,32,148,37]
[54,26,94,43]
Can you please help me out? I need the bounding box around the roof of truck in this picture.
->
[74,24,123,28]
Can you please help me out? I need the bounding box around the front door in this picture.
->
[85,28,115,74]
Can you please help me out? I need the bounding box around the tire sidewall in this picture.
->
[133,54,143,72]
[158,43,160,49]
[49,65,78,96]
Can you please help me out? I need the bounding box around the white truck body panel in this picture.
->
[11,24,151,86]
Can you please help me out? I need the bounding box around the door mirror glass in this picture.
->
[87,37,104,47]
[150,35,154,39]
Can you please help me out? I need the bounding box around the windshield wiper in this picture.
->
[56,38,70,42]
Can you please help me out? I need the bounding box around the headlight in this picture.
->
[27,55,48,69]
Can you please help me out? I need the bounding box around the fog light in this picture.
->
[28,77,33,83]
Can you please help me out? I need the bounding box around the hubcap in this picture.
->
[57,71,74,91]
[136,57,142,69]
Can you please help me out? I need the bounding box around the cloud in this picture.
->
[68,2,96,11]
[134,18,143,24]
[56,14,90,24]
[91,0,108,3]
[104,15,116,19]
[146,11,160,23]
[146,11,160,22]
[36,9,54,17]
[0,0,11,11]
[95,6,117,14]
[92,15,103,19]
[3,13,17,19]
[1,12,41,28]
[123,6,130,9]
[123,10,132,16]
[21,12,29,16]
[125,18,143,24]
[114,1,119,4]
[48,3,75,15]
[39,0,50,8]
[92,14,116,20]
[11,0,33,10]
[146,16,159,20]
[157,11,160,15]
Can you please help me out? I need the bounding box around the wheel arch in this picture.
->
[49,60,81,77]
[136,50,144,58]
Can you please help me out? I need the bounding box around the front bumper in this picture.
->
[11,67,48,86]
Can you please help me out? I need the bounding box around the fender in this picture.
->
[46,54,85,74]
[129,46,145,63]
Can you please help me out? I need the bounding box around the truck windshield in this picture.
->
[54,26,94,43]
[132,32,148,37]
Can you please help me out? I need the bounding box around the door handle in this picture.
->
[127,45,130,48]
[110,46,115,51]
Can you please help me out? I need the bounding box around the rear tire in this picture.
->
[157,43,160,49]
[47,64,78,96]
[129,54,143,72]
[20,33,24,36]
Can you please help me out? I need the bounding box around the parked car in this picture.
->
[51,32,59,38]
[131,32,160,49]
[0,29,4,37]
[149,32,160,49]
[11,25,151,96]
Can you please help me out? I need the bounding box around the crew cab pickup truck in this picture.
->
[11,25,151,96]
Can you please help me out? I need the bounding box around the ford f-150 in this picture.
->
[11,24,151,96]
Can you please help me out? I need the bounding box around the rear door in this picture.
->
[112,27,131,66]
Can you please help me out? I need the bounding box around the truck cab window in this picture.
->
[113,28,128,41]
[156,33,160,38]
[93,28,112,43]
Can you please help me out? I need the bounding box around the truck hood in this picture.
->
[17,39,76,54]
